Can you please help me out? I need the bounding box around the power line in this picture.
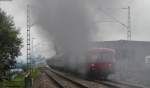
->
[97,8,128,28]
[128,0,135,5]
[97,6,131,40]
[0,0,12,1]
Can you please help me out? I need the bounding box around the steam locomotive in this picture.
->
[47,48,116,79]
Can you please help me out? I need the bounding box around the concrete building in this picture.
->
[93,40,150,65]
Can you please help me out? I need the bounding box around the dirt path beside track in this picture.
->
[32,72,58,88]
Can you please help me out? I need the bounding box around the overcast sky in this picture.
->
[1,0,150,61]
[0,0,55,62]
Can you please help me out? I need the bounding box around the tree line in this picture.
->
[0,9,22,80]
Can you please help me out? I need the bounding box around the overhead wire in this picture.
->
[96,7,128,28]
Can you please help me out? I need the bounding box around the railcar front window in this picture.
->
[96,52,114,62]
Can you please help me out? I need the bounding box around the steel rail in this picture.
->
[45,70,65,88]
[44,67,89,88]
[95,80,146,88]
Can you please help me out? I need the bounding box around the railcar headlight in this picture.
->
[90,64,95,67]
[108,64,112,67]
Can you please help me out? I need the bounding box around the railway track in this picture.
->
[43,67,89,88]
[95,80,146,88]
[41,67,146,88]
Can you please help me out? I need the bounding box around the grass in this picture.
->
[0,67,41,88]
[31,67,41,80]
[0,73,24,88]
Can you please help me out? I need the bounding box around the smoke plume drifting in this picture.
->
[32,0,95,55]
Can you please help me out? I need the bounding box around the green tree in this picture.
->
[0,9,22,79]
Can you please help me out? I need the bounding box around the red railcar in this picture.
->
[47,48,116,80]
[86,48,116,79]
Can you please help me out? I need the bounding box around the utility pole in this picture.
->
[27,4,31,74]
[25,4,32,88]
[127,6,131,40]
[123,6,131,40]
[120,6,131,40]
[27,4,35,74]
